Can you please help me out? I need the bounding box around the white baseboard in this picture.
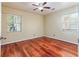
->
[1,35,78,45]
[1,36,43,45]
[46,36,78,45]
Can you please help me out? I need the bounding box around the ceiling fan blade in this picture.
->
[42,2,47,6]
[33,8,38,10]
[44,7,51,9]
[32,4,38,6]
[41,9,43,12]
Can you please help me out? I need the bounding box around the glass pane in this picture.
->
[8,14,21,32]
[16,24,21,32]
[15,16,21,24]
[63,12,78,30]
[70,24,77,29]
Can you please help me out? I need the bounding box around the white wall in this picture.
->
[1,5,79,45]
[1,6,44,45]
[45,6,79,44]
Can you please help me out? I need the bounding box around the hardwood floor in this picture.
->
[1,37,78,57]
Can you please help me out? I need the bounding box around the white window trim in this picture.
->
[62,12,79,32]
[7,14,22,32]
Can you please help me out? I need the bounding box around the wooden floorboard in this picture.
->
[1,37,78,57]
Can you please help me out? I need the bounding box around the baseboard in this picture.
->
[1,36,45,45]
[1,36,78,45]
[46,36,78,45]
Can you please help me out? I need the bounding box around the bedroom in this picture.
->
[0,2,79,57]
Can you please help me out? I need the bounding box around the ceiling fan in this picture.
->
[32,2,55,12]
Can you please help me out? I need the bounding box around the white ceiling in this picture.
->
[2,2,78,15]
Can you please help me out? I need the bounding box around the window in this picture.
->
[63,12,79,31]
[8,14,21,32]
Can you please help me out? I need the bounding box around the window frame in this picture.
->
[7,14,22,32]
[62,12,79,31]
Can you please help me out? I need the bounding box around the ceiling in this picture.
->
[2,2,78,15]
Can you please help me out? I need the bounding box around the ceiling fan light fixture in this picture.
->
[35,2,40,5]
[38,7,43,10]
[35,2,42,5]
